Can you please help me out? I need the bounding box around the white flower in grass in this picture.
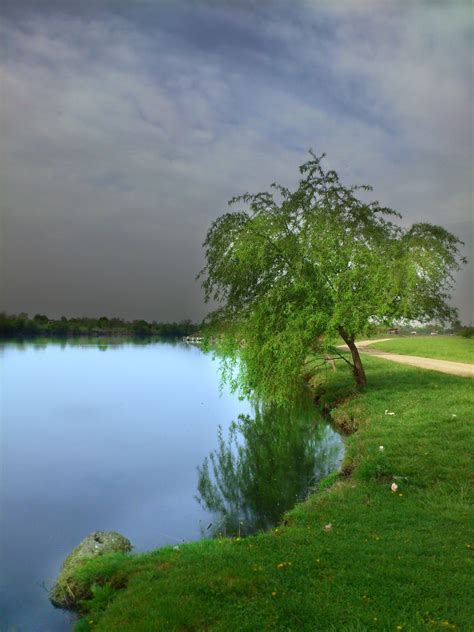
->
[391,483,398,493]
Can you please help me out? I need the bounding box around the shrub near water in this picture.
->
[72,356,473,631]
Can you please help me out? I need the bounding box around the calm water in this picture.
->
[0,339,343,632]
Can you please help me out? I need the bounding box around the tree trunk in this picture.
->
[338,327,367,388]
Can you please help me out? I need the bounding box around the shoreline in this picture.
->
[65,354,473,631]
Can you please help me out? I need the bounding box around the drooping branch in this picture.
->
[200,151,465,396]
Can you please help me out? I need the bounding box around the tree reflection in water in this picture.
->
[196,399,343,538]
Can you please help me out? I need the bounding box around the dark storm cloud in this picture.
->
[1,0,472,321]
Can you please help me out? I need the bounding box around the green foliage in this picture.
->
[200,152,465,396]
[33,313,49,324]
[0,312,200,339]
[131,319,151,337]
[458,326,474,339]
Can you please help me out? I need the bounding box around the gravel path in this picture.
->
[338,339,474,378]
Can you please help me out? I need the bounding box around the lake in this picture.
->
[0,339,343,631]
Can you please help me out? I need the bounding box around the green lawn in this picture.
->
[369,336,474,364]
[71,358,473,631]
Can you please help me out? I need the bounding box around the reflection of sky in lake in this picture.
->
[0,340,252,632]
[0,340,344,632]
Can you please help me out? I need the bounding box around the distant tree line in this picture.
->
[370,321,469,336]
[0,312,201,339]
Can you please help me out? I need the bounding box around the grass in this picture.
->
[71,357,473,631]
[368,336,474,364]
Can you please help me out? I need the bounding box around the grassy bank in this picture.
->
[369,336,473,364]
[71,357,473,631]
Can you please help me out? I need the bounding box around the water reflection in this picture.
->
[1,335,183,352]
[0,339,251,632]
[196,399,343,537]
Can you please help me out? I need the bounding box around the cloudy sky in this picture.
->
[1,0,472,322]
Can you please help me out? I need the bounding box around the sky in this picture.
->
[1,0,472,322]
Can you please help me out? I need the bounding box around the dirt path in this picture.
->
[337,339,474,378]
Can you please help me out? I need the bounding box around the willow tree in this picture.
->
[200,152,464,397]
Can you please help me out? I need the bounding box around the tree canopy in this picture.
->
[200,152,465,397]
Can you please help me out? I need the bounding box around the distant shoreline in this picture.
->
[0,313,201,340]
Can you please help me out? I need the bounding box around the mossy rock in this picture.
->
[50,531,132,610]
